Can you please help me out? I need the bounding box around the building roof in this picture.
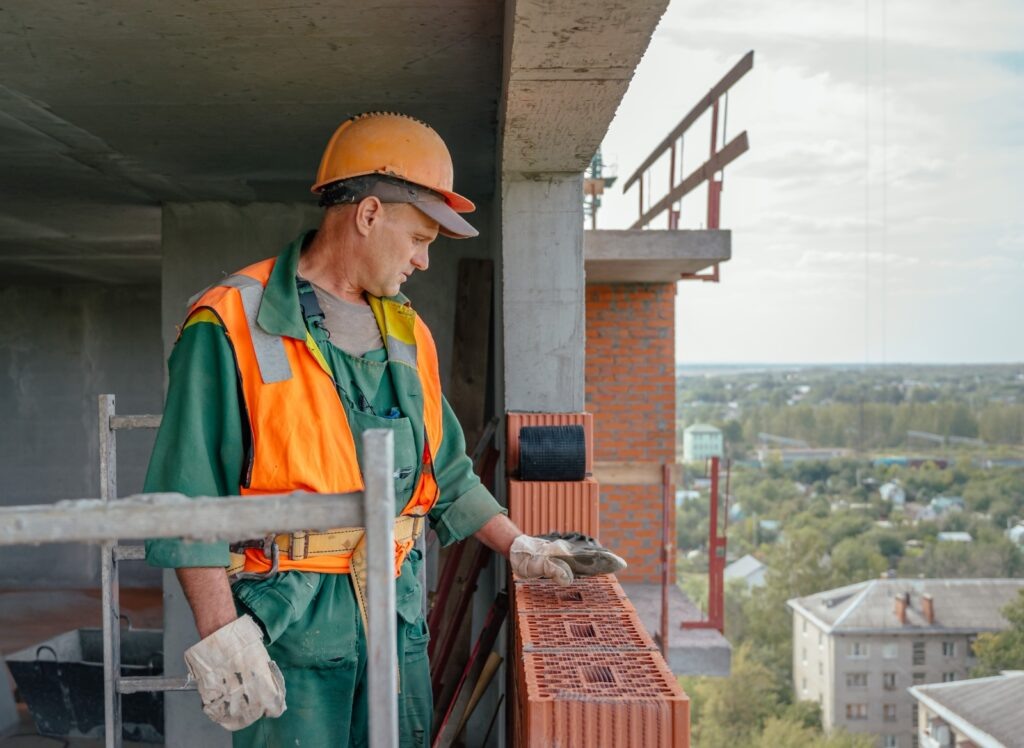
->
[910,672,1024,748]
[684,423,721,434]
[937,531,973,542]
[787,578,1024,634]
[725,554,766,581]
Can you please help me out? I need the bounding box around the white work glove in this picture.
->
[183,614,286,731]
[509,534,575,586]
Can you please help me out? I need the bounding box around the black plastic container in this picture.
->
[5,628,164,742]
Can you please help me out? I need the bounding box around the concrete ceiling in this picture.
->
[0,1,501,283]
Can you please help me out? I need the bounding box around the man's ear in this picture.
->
[355,196,384,237]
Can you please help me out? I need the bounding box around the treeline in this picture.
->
[725,401,1024,449]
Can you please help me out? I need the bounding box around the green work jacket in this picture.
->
[144,232,503,585]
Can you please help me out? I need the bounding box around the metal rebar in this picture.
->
[363,429,398,748]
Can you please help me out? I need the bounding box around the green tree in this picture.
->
[972,590,1024,676]
[686,643,781,747]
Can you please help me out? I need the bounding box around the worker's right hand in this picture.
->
[509,534,575,586]
[183,614,286,731]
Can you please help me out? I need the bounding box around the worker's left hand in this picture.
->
[509,534,574,586]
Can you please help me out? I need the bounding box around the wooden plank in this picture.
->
[630,131,749,230]
[593,461,682,486]
[447,258,494,452]
[622,50,754,192]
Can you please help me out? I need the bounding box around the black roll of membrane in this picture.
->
[518,425,586,481]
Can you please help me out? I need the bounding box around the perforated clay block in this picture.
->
[508,478,600,539]
[516,609,657,652]
[513,574,627,612]
[521,650,690,748]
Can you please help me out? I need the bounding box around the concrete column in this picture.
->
[159,202,318,748]
[501,174,585,413]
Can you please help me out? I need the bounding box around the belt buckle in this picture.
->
[262,534,281,574]
[290,530,308,561]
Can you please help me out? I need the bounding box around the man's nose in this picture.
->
[412,246,429,271]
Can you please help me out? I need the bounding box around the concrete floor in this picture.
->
[0,588,162,746]
[620,582,732,677]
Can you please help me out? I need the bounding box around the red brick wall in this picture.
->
[585,283,676,583]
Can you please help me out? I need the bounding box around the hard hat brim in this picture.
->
[412,198,479,239]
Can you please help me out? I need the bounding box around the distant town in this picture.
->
[674,363,1024,747]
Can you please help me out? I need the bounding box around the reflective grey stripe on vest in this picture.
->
[228,274,292,385]
[386,337,418,368]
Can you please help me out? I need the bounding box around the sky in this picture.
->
[598,0,1024,365]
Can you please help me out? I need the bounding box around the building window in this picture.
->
[818,631,824,649]
[883,672,897,690]
[818,661,823,676]
[802,647,807,665]
[882,642,899,659]
[848,641,869,659]
[912,672,926,684]
[884,736,899,748]
[802,677,807,693]
[846,703,868,721]
[942,672,957,683]
[912,640,926,666]
[846,672,868,687]
[912,703,919,732]
[803,619,807,634]
[942,641,956,657]
[883,704,898,722]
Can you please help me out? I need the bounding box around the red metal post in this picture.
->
[707,456,725,632]
[682,456,726,633]
[669,142,677,196]
[660,463,675,658]
[707,99,721,230]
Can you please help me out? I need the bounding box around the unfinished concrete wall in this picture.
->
[0,282,163,587]
[585,282,676,583]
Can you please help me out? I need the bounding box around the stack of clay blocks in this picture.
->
[511,574,690,747]
[506,412,599,538]
[506,413,690,747]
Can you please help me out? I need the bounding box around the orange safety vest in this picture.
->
[185,256,444,577]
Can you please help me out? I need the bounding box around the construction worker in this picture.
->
[144,112,579,747]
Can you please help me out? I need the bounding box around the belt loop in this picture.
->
[291,530,308,560]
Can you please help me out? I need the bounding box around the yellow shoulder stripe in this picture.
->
[183,309,223,330]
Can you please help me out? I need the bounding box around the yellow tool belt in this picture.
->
[227,514,424,631]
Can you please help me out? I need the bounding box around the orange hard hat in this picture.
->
[312,112,475,214]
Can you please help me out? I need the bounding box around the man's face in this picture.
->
[359,202,439,298]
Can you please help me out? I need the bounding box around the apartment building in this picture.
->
[910,671,1024,748]
[787,579,1024,748]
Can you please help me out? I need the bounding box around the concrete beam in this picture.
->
[500,0,668,173]
[501,174,585,413]
[585,229,731,283]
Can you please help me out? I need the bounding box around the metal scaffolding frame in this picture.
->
[0,394,400,748]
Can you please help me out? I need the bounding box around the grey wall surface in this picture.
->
[0,282,163,587]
